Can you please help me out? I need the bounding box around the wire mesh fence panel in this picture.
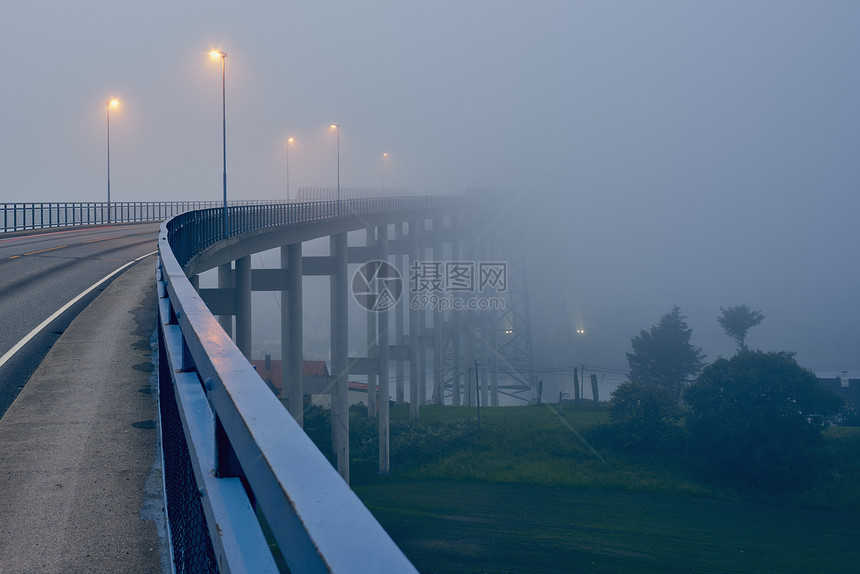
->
[158,325,218,574]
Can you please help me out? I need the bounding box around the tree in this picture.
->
[626,306,705,400]
[718,304,765,351]
[607,381,681,450]
[684,350,843,490]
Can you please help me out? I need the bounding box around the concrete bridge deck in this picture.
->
[0,255,167,573]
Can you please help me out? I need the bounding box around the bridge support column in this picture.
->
[366,228,377,419]
[480,314,489,408]
[477,235,489,408]
[217,262,233,337]
[486,225,500,406]
[409,219,420,422]
[464,312,474,407]
[450,226,461,407]
[236,255,252,360]
[417,220,427,408]
[377,224,390,474]
[330,232,350,483]
[394,223,405,404]
[432,217,444,405]
[282,242,304,426]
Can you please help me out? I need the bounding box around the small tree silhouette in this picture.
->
[718,304,764,352]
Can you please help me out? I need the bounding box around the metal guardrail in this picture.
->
[165,196,442,267]
[0,201,280,233]
[157,198,452,573]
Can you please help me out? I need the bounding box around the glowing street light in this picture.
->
[382,152,389,192]
[286,137,294,201]
[210,49,228,238]
[106,98,119,223]
[330,124,340,214]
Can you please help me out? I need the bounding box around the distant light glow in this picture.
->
[287,137,294,144]
[107,98,119,107]
[209,50,226,59]
[576,328,586,335]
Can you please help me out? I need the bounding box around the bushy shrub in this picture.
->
[605,380,681,451]
[684,351,843,491]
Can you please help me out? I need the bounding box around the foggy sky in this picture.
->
[2,1,859,385]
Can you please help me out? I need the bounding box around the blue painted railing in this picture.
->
[0,201,279,233]
[157,198,454,572]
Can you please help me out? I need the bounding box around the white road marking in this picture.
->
[0,251,157,370]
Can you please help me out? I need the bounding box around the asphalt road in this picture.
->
[0,222,160,418]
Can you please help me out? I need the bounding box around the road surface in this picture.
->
[0,223,160,418]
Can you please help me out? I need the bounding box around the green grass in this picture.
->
[305,404,860,572]
[355,480,860,574]
[367,404,721,497]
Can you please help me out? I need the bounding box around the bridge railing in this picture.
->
[157,198,450,573]
[0,200,280,233]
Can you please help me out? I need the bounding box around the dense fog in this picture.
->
[4,1,858,399]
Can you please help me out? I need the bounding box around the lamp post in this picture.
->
[330,124,340,214]
[286,137,294,201]
[210,50,228,238]
[106,98,118,223]
[382,152,389,192]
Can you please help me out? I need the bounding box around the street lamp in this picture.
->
[382,152,389,192]
[210,49,228,238]
[106,98,119,223]
[330,124,340,214]
[286,137,294,201]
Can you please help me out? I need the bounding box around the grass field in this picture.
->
[306,404,860,573]
[355,480,860,574]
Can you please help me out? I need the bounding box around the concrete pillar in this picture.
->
[480,312,489,409]
[377,224,390,474]
[463,217,475,407]
[464,312,474,407]
[417,220,427,406]
[395,223,405,404]
[235,255,252,360]
[409,220,420,422]
[476,234,489,408]
[330,232,349,483]
[282,242,304,426]
[217,262,233,338]
[450,228,461,407]
[366,228,377,419]
[432,217,444,405]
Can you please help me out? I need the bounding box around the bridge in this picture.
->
[0,196,535,573]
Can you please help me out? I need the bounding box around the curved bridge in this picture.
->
[157,196,534,572]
